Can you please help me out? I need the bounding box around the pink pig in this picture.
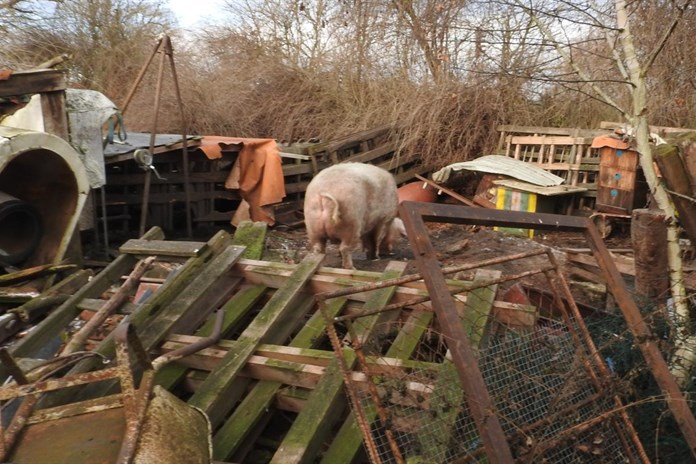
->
[304,163,400,269]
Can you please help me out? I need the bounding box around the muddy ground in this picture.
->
[262,220,633,310]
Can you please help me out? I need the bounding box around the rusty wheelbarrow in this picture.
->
[0,309,225,463]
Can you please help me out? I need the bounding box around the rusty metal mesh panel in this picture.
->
[325,264,646,463]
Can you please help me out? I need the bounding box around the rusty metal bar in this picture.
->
[333,265,554,322]
[114,322,154,464]
[317,248,548,303]
[139,37,168,236]
[151,308,224,371]
[345,319,405,464]
[318,299,383,464]
[165,38,193,238]
[399,202,515,463]
[62,256,156,355]
[120,36,164,114]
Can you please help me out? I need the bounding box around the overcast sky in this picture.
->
[167,0,228,28]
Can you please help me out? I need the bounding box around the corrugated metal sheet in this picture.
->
[431,155,565,186]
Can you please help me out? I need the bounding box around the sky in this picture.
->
[167,0,228,28]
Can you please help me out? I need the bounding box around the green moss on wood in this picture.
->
[232,221,267,260]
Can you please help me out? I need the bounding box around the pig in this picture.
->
[304,162,399,269]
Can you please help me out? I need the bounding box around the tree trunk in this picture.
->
[631,208,669,300]
[654,143,696,247]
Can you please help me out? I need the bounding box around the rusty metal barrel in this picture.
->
[0,191,42,266]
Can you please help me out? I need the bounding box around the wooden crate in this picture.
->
[592,135,648,215]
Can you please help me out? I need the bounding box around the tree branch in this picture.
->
[641,0,693,77]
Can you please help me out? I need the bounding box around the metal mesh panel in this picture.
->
[323,252,647,463]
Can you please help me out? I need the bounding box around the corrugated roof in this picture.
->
[431,155,565,186]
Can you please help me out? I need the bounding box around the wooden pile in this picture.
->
[101,126,428,233]
[495,124,606,214]
[0,225,536,463]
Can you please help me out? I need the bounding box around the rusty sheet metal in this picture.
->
[0,315,221,464]
[398,201,696,462]
[431,154,566,186]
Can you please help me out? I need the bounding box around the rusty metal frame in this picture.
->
[0,309,224,463]
[398,201,696,462]
[119,34,193,239]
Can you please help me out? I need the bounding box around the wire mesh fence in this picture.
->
[318,248,685,463]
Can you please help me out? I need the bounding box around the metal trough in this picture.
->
[0,310,225,463]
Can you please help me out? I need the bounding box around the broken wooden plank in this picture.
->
[230,221,268,259]
[118,239,207,257]
[270,261,407,464]
[188,253,324,428]
[0,264,77,287]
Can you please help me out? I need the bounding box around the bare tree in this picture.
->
[505,0,695,384]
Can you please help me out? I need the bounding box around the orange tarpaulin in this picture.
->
[197,136,286,226]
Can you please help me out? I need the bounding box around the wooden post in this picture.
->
[654,143,696,246]
[672,133,696,194]
[631,209,669,300]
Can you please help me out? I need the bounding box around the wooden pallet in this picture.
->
[1,228,535,463]
[495,125,609,214]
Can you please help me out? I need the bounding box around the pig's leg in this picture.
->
[339,241,355,269]
[311,239,327,254]
[370,224,388,260]
[363,235,378,260]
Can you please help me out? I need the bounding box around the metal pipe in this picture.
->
[0,191,42,266]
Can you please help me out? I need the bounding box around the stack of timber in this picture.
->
[102,126,427,232]
[0,225,536,463]
[495,125,608,214]
[276,126,429,224]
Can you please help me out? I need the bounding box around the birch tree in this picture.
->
[510,0,694,384]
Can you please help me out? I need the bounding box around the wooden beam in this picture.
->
[270,261,407,464]
[188,253,324,427]
[0,69,66,97]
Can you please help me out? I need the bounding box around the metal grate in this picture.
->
[321,250,647,463]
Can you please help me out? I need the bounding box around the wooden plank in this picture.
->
[493,179,587,196]
[230,221,267,259]
[271,261,407,464]
[118,238,207,257]
[137,244,247,349]
[567,251,635,276]
[212,296,347,461]
[510,135,587,145]
[154,284,268,390]
[188,253,324,427]
[0,69,66,97]
[347,142,396,165]
[496,124,601,138]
